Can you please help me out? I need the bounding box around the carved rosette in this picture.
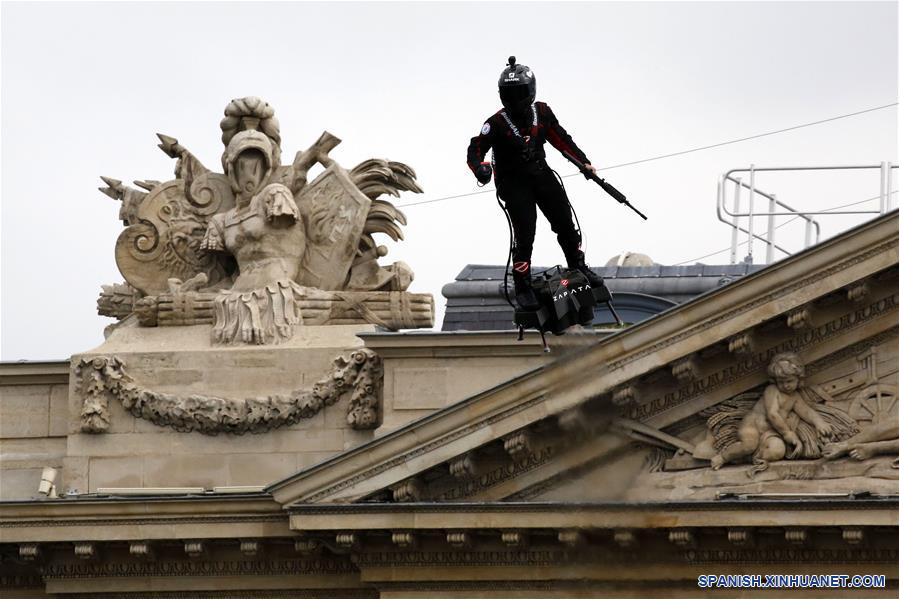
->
[75,348,383,434]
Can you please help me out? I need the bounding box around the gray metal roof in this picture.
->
[441,263,765,331]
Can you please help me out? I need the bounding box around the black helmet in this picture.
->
[498,56,536,115]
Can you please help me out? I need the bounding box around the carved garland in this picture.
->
[74,349,382,434]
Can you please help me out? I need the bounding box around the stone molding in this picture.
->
[64,593,374,599]
[683,547,899,564]
[42,557,357,580]
[74,348,382,434]
[606,234,899,371]
[670,354,699,383]
[390,479,423,503]
[627,300,899,423]
[848,279,871,303]
[0,360,69,385]
[10,525,899,579]
[0,574,43,589]
[286,500,899,531]
[6,501,899,595]
[0,513,287,538]
[353,549,566,567]
[281,394,546,504]
[436,446,554,501]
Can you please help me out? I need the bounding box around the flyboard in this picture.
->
[508,153,648,352]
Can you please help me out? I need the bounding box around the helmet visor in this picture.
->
[500,85,532,109]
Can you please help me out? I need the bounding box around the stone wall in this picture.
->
[0,327,589,499]
[361,330,601,433]
[64,324,380,493]
[0,363,69,500]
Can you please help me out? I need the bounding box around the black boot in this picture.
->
[512,262,539,309]
[568,251,604,288]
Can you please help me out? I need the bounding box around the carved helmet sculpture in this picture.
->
[220,96,282,170]
[222,130,276,194]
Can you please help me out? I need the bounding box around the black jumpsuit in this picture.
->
[466,102,591,275]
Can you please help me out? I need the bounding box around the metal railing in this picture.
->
[717,163,896,264]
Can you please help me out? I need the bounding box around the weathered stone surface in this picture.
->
[0,385,50,438]
[88,456,143,490]
[61,456,89,496]
[225,453,297,487]
[393,367,449,409]
[48,385,68,437]
[364,331,565,434]
[141,454,230,489]
[0,437,66,460]
[0,468,42,500]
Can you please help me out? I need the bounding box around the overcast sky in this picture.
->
[2,1,897,360]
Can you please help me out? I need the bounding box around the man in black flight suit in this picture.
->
[467,56,603,309]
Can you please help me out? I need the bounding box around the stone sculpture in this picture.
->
[75,348,383,434]
[822,361,899,467]
[98,97,433,343]
[822,417,899,466]
[693,353,857,475]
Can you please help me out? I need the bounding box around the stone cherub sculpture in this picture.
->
[693,352,857,475]
[97,97,434,343]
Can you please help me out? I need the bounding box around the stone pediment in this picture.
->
[268,211,899,507]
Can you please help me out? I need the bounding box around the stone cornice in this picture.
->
[0,493,277,516]
[0,494,289,543]
[0,360,70,385]
[286,499,899,530]
[358,330,615,358]
[267,211,899,506]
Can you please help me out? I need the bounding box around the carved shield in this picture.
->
[295,165,371,290]
[114,173,235,294]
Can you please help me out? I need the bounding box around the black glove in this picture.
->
[475,162,493,185]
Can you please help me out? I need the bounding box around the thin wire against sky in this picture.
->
[397,102,899,208]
